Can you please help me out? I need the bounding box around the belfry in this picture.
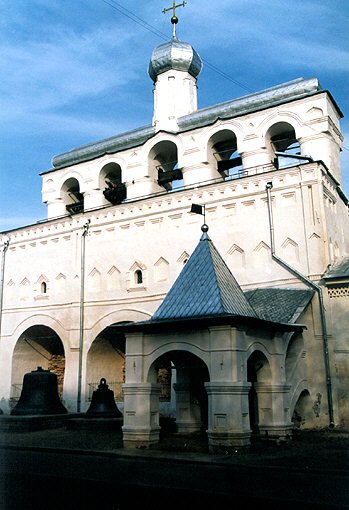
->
[149,2,202,131]
[0,3,348,451]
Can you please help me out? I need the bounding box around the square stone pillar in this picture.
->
[173,382,202,433]
[122,383,161,448]
[205,382,251,452]
[255,383,293,439]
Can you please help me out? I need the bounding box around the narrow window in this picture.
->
[41,282,47,294]
[135,270,143,285]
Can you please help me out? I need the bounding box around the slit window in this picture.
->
[135,270,143,285]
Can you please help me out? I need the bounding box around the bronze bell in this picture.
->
[11,366,68,416]
[86,378,122,418]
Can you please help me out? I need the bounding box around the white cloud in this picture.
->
[186,0,349,74]
[33,112,134,139]
[0,0,348,231]
[0,24,143,117]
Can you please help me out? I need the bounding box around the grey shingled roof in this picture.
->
[323,256,349,280]
[152,231,258,320]
[48,77,338,171]
[178,78,326,131]
[244,288,314,324]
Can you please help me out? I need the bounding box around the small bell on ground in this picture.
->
[86,378,122,418]
[11,367,68,416]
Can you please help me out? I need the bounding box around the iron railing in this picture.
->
[10,383,23,401]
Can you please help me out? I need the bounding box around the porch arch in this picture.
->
[147,349,210,434]
[86,326,126,404]
[11,325,65,408]
[247,350,272,433]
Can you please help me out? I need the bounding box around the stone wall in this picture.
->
[48,355,65,398]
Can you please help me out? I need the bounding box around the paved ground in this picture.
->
[0,422,348,470]
[0,423,348,510]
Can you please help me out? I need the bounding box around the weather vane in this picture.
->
[190,203,208,233]
[162,1,187,38]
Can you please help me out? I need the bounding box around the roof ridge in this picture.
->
[153,231,257,321]
[206,236,258,317]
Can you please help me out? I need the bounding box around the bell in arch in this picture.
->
[86,378,122,418]
[11,366,68,416]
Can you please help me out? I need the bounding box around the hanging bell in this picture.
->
[86,378,122,418]
[11,366,68,416]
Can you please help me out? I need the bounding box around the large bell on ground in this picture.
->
[11,366,68,416]
[86,378,122,418]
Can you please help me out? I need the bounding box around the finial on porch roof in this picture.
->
[190,203,208,235]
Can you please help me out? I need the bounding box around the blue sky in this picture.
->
[1,0,348,232]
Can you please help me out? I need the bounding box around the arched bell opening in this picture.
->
[100,162,126,205]
[86,326,126,407]
[149,140,183,191]
[208,129,243,179]
[149,350,210,444]
[61,177,84,215]
[266,122,311,169]
[11,326,65,410]
[247,350,272,437]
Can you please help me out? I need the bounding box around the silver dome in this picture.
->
[148,37,203,82]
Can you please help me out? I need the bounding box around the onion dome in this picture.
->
[148,37,203,83]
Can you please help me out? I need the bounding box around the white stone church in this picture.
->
[0,15,348,451]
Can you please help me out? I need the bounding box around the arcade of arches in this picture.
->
[8,321,315,451]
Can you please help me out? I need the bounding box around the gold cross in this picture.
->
[162,1,187,19]
[163,1,187,37]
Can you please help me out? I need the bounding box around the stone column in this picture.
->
[0,338,14,413]
[46,198,67,219]
[83,189,105,210]
[300,133,341,184]
[205,382,251,452]
[172,381,202,434]
[254,383,293,439]
[122,383,161,448]
[125,177,163,201]
[63,347,81,413]
[240,148,272,174]
[182,163,219,187]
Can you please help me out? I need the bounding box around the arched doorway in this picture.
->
[247,350,271,435]
[149,350,210,445]
[11,326,65,409]
[86,327,126,408]
[292,389,313,428]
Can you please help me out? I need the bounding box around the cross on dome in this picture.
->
[162,1,187,37]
